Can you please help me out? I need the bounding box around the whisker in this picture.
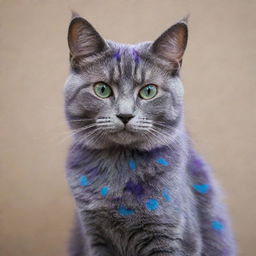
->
[148,127,181,152]
[97,117,111,120]
[96,120,112,124]
[137,120,152,124]
[58,123,98,143]
[134,124,152,128]
[69,118,95,123]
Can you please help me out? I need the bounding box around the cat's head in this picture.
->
[64,15,188,151]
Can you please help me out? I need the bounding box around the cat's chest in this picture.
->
[67,151,183,217]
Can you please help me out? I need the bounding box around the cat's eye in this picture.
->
[139,84,158,100]
[94,82,112,98]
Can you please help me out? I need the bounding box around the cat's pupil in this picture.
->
[101,86,105,94]
[146,87,151,95]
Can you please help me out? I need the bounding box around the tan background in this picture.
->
[0,0,255,255]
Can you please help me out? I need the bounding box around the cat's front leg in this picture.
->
[77,210,119,256]
[80,209,186,256]
[88,233,117,256]
[125,218,201,256]
[133,237,182,256]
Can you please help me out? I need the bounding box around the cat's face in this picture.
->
[64,16,188,150]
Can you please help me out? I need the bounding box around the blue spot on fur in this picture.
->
[80,175,89,186]
[156,158,169,166]
[145,199,159,211]
[129,160,136,171]
[211,220,224,231]
[193,184,209,194]
[163,190,171,201]
[118,207,135,216]
[100,186,109,197]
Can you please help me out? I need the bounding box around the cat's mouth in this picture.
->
[113,126,136,137]
[122,125,135,132]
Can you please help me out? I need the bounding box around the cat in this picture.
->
[64,13,236,256]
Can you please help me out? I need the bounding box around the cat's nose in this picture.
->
[116,114,134,124]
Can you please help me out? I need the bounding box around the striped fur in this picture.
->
[64,16,236,256]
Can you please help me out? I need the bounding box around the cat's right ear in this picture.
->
[68,16,108,60]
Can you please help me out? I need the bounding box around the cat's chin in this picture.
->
[78,127,161,150]
[105,130,159,151]
[108,130,139,145]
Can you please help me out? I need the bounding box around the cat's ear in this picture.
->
[151,17,188,64]
[68,16,108,59]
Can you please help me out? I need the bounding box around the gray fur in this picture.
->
[64,16,236,256]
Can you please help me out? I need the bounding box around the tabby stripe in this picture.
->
[137,235,181,255]
[66,83,91,104]
[135,235,155,254]
[127,222,176,247]
[91,242,107,247]
[147,248,175,256]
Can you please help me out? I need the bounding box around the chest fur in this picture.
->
[66,145,187,218]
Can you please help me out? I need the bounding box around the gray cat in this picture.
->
[64,14,236,256]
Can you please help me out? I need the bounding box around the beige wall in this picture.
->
[0,0,255,255]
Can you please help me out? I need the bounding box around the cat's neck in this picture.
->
[66,132,190,204]
[67,131,189,180]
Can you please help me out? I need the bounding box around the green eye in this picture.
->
[94,82,112,98]
[139,84,158,100]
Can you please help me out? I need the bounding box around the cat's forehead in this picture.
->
[110,43,140,63]
[69,41,172,90]
[104,41,169,86]
[108,44,145,85]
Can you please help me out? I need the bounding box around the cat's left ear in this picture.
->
[151,17,188,64]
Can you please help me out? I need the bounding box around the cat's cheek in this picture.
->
[66,103,85,119]
[140,97,171,118]
[77,90,106,110]
[67,91,112,119]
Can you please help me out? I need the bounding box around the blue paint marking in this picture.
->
[113,49,121,61]
[125,180,144,197]
[132,49,140,63]
[163,190,171,202]
[156,158,169,166]
[193,184,209,194]
[80,175,89,186]
[145,199,159,211]
[129,160,136,171]
[211,220,224,231]
[100,186,109,197]
[118,207,135,216]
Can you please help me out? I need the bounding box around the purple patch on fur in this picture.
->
[124,180,144,197]
[192,157,203,169]
[188,154,206,174]
[113,49,121,61]
[132,49,140,63]
[87,166,99,179]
